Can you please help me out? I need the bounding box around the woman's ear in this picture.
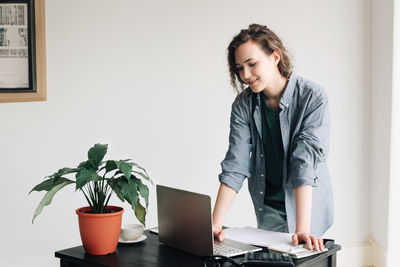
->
[272,50,281,65]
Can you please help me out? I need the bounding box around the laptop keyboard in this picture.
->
[213,241,243,256]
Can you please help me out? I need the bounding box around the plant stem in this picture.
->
[82,188,93,210]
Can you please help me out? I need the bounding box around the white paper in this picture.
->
[224,226,292,247]
[0,3,29,88]
[269,242,327,259]
[225,226,328,259]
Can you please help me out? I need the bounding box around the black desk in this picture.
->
[55,230,341,267]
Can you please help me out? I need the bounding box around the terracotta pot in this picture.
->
[76,206,124,255]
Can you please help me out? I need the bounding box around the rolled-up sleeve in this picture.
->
[219,96,252,193]
[288,91,330,189]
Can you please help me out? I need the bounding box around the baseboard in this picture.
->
[0,256,58,267]
[337,238,391,267]
[369,237,387,267]
[337,241,373,267]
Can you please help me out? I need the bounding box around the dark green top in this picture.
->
[261,96,285,212]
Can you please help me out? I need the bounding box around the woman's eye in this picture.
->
[249,63,256,67]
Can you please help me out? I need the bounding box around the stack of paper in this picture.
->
[224,226,327,259]
[225,226,292,247]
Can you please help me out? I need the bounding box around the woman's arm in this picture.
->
[288,88,331,249]
[212,183,237,241]
[214,93,252,240]
[292,185,325,251]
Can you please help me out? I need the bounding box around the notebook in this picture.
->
[156,184,262,257]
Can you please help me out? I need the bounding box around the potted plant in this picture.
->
[30,144,152,255]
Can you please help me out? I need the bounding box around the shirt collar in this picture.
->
[279,72,296,110]
[253,72,296,109]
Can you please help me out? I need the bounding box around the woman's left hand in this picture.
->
[292,232,325,252]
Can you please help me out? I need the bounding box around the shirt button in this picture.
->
[260,191,263,195]
[259,208,263,211]
[260,154,264,157]
[261,174,264,177]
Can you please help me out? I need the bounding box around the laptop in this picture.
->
[156,184,262,257]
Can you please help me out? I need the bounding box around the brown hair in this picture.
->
[227,24,293,94]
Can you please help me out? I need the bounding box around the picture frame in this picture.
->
[0,0,46,103]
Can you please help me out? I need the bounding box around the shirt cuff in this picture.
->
[289,167,317,188]
[218,172,246,193]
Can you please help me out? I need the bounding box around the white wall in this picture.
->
[370,0,393,253]
[0,0,374,266]
[387,0,400,265]
[369,0,400,266]
[387,1,400,265]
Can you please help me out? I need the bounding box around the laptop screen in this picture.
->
[156,184,214,256]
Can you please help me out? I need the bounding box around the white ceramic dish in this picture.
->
[118,234,147,244]
[120,224,144,241]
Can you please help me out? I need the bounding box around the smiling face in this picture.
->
[234,41,281,94]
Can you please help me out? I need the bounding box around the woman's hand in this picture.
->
[292,232,325,252]
[293,186,325,251]
[213,224,225,241]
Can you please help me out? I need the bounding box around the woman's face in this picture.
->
[234,41,280,94]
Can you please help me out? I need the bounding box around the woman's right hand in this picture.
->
[213,224,225,241]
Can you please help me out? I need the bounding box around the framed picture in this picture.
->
[0,0,46,103]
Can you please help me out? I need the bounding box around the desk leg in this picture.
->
[329,253,337,267]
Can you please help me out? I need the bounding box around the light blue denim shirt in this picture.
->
[219,73,333,236]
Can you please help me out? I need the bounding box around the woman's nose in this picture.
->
[242,67,251,80]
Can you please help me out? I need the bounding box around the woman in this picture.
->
[212,24,333,252]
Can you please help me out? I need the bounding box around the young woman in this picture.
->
[212,24,333,252]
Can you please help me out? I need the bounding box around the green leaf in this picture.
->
[105,160,117,173]
[87,144,108,169]
[130,161,146,171]
[107,179,125,202]
[29,177,75,194]
[133,170,153,184]
[133,176,149,208]
[118,178,138,210]
[116,161,133,179]
[45,167,79,179]
[78,161,92,170]
[135,201,146,226]
[32,180,74,223]
[76,169,102,190]
[105,160,132,179]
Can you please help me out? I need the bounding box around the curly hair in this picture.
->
[227,24,293,94]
